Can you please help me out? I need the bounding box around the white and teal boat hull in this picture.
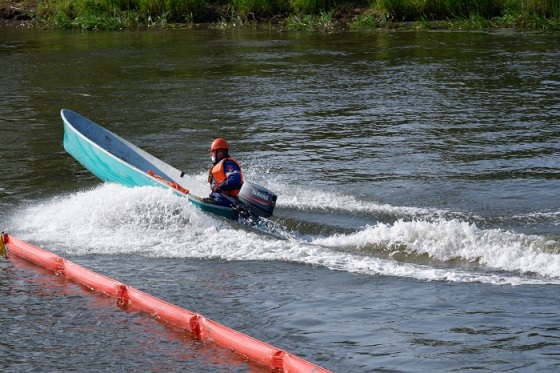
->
[61,109,238,220]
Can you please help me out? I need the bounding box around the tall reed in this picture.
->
[370,0,559,20]
[370,0,502,20]
[289,0,336,13]
[231,0,290,17]
[503,0,560,18]
[231,0,336,16]
[100,0,206,19]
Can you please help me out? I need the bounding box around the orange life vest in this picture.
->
[210,157,243,196]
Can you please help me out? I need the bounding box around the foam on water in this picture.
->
[313,220,560,278]
[9,183,560,286]
[258,178,447,220]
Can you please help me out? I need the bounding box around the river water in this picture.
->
[1,27,560,372]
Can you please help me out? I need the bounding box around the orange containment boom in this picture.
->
[0,232,330,373]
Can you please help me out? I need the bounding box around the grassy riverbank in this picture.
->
[1,0,559,31]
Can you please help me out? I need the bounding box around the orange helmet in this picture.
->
[210,138,229,152]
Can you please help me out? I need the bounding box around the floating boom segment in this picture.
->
[1,233,330,373]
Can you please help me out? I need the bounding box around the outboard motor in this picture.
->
[236,181,277,218]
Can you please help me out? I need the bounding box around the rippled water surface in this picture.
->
[1,28,560,372]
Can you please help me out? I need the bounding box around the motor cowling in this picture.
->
[236,181,277,218]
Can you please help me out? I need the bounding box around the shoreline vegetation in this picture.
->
[1,0,559,31]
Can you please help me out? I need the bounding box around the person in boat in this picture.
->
[206,138,244,206]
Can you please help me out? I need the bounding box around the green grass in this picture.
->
[283,10,334,31]
[36,0,206,29]
[20,0,559,30]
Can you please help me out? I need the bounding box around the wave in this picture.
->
[8,183,560,286]
[312,219,560,277]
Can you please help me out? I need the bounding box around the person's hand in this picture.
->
[211,184,222,193]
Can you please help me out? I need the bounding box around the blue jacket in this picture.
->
[209,158,243,206]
